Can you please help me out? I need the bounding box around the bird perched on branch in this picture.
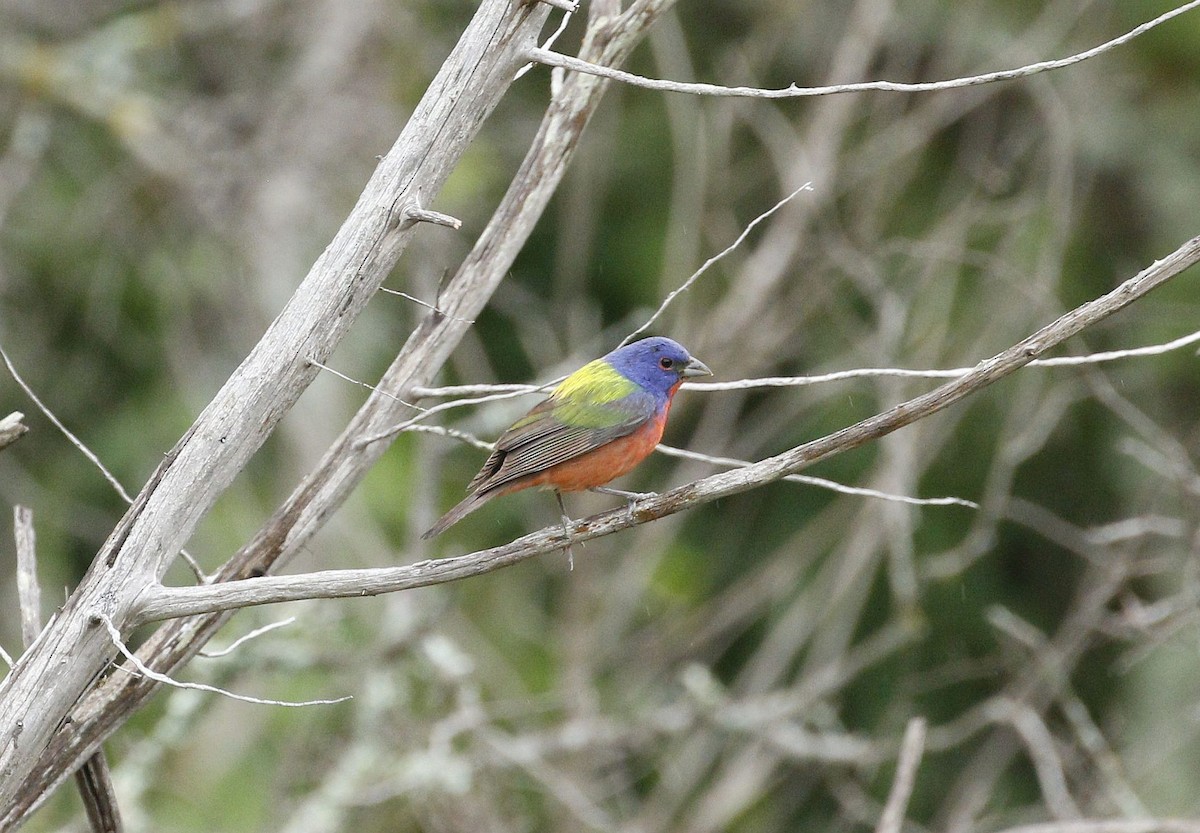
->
[423,336,712,539]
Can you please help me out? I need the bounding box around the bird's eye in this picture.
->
[659,357,674,370]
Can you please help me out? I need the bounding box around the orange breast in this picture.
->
[522,414,667,493]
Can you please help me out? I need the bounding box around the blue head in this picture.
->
[604,337,712,397]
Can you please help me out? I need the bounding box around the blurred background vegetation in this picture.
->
[2,0,1200,831]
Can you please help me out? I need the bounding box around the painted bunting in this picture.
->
[423,336,711,538]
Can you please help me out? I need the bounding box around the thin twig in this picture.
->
[516,5,573,80]
[410,327,1200,400]
[621,182,813,346]
[401,423,495,452]
[528,2,1200,99]
[386,420,976,508]
[656,444,978,508]
[378,287,475,323]
[95,615,350,708]
[1,347,133,502]
[0,347,208,583]
[688,327,1200,391]
[355,381,558,448]
[875,717,928,833]
[306,358,426,411]
[198,617,297,658]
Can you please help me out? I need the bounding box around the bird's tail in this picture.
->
[422,490,495,539]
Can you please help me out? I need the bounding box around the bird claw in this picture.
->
[556,491,576,571]
[561,516,576,570]
[590,485,656,521]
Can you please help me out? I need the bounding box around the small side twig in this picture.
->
[400,200,462,230]
[355,381,557,448]
[2,347,131,500]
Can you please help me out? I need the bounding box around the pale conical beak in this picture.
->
[682,356,712,378]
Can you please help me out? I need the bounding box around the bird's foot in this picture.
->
[555,491,577,571]
[590,486,657,521]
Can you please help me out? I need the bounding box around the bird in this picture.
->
[423,336,711,539]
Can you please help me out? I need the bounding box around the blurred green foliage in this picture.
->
[3,0,1200,831]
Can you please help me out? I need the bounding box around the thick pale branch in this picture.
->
[132,235,1200,624]
[528,1,1200,98]
[0,3,679,825]
[0,0,551,814]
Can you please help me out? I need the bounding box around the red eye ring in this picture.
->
[659,357,674,370]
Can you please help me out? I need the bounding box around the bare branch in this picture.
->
[528,2,1200,98]
[875,717,927,833]
[405,424,977,507]
[0,4,681,823]
[0,0,555,812]
[131,235,1200,624]
[414,383,539,397]
[689,327,1200,391]
[406,326,1200,400]
[401,423,495,452]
